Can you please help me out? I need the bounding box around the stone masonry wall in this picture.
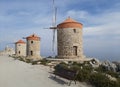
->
[26,40,40,59]
[15,43,26,56]
[57,28,84,59]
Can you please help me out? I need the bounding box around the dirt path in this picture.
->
[0,56,92,87]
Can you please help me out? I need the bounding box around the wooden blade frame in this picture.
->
[52,0,57,55]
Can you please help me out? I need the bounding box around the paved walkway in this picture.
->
[0,56,92,87]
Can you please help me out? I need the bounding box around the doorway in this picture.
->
[30,51,33,56]
[73,46,77,56]
[18,51,20,54]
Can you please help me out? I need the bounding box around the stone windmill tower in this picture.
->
[57,17,84,59]
[15,40,26,56]
[26,34,41,60]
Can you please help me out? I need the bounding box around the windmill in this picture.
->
[49,0,58,56]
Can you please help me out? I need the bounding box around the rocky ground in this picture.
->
[0,56,93,87]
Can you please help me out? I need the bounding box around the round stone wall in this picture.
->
[57,28,83,59]
[15,43,26,56]
[26,40,40,59]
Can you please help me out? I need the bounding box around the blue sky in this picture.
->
[0,0,120,61]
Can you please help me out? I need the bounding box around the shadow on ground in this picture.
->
[48,75,68,85]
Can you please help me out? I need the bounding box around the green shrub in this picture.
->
[26,59,31,63]
[32,60,40,65]
[18,57,24,61]
[40,59,51,65]
[76,69,91,82]
[106,71,119,78]
[89,73,120,87]
[54,62,68,72]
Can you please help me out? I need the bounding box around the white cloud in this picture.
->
[66,9,120,39]
[67,10,89,19]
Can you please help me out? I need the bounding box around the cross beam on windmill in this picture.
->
[49,0,57,55]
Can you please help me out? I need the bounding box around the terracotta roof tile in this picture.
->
[26,34,40,41]
[15,40,26,44]
[62,17,77,23]
[57,17,83,29]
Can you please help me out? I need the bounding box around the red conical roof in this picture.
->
[15,40,26,44]
[62,17,77,23]
[26,34,40,41]
[57,17,83,29]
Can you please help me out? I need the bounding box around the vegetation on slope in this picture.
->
[54,62,120,87]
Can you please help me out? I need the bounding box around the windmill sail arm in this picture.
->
[50,26,57,29]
